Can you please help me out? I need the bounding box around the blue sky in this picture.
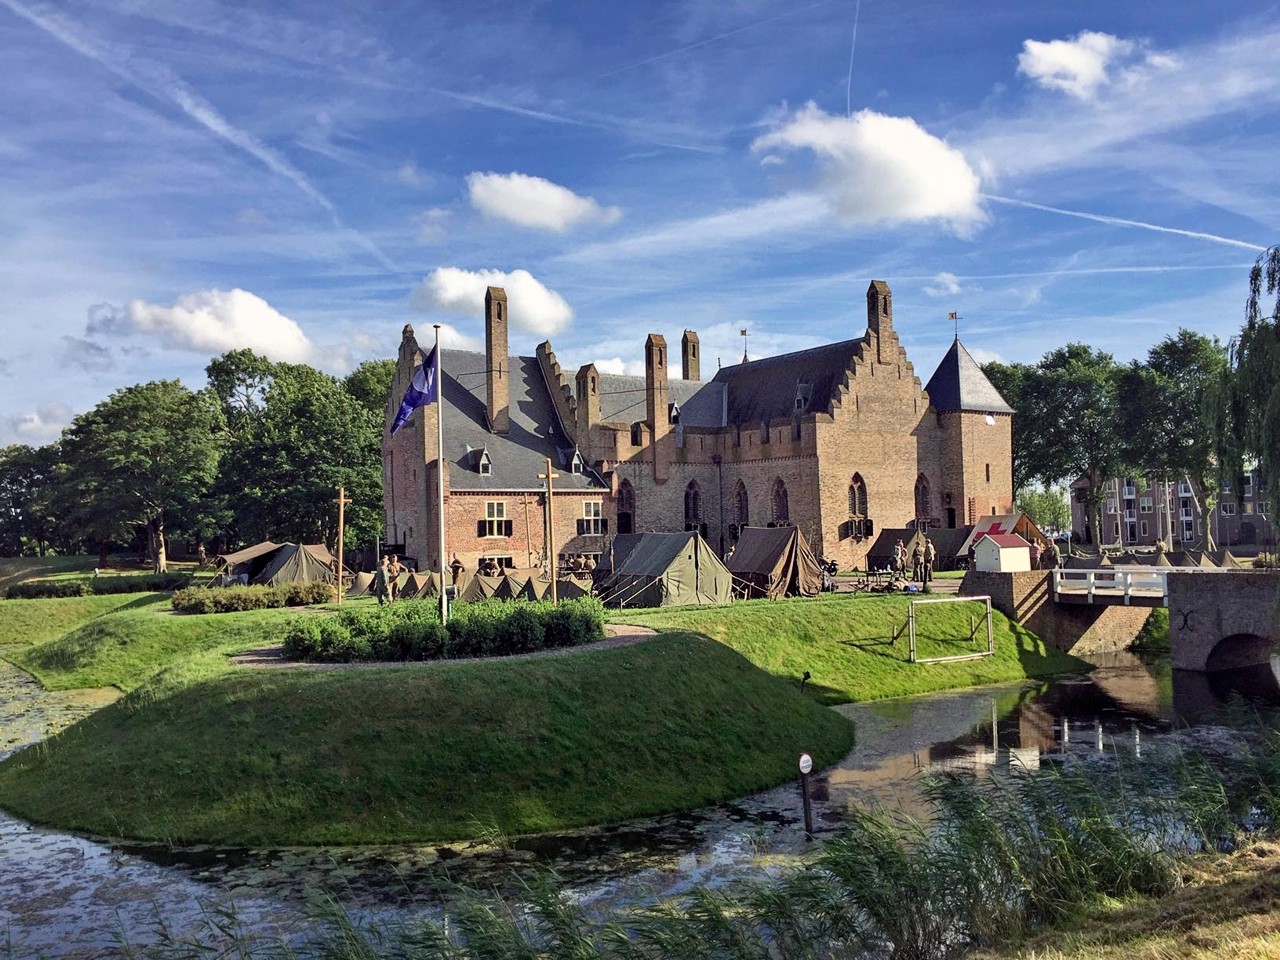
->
[2,0,1277,444]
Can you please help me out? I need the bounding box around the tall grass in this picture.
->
[108,715,1280,959]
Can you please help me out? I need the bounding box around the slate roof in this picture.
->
[711,339,862,424]
[596,374,726,428]
[438,349,605,492]
[923,338,1014,414]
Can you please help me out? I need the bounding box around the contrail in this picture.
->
[1,0,400,273]
[985,195,1267,252]
[598,0,833,80]
[846,0,861,117]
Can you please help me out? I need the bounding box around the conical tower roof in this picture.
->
[924,338,1014,414]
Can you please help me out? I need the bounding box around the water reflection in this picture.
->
[3,651,1280,956]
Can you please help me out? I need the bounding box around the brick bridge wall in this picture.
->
[960,571,1152,656]
[1167,571,1280,671]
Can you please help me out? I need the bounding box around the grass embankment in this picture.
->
[0,632,853,844]
[612,593,1088,704]
[0,555,94,596]
[979,842,1280,960]
[2,596,297,691]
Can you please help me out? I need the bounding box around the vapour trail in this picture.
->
[846,0,861,117]
[985,195,1266,252]
[598,0,833,80]
[0,0,401,273]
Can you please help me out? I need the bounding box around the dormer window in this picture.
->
[794,382,811,412]
[570,449,585,475]
[477,449,493,476]
[668,401,680,425]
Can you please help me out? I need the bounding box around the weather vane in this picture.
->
[740,328,749,363]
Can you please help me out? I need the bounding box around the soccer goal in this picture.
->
[901,594,995,664]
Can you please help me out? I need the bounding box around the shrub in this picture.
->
[171,582,336,614]
[5,573,193,600]
[6,581,90,599]
[280,597,605,663]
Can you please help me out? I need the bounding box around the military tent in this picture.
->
[252,542,337,586]
[728,526,822,599]
[598,531,733,608]
[555,578,589,600]
[347,571,374,597]
[518,576,552,601]
[956,512,1049,561]
[462,574,504,602]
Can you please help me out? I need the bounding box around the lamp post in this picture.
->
[538,457,561,603]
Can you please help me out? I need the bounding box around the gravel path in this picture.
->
[228,622,658,670]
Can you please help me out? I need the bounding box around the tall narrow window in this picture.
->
[483,501,512,538]
[772,478,789,524]
[684,480,702,529]
[734,480,749,526]
[617,479,635,535]
[849,473,868,516]
[579,501,604,535]
[915,474,931,519]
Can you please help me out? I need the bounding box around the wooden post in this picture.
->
[333,486,351,605]
[538,457,561,604]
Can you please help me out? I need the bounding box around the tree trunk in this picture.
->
[98,542,109,569]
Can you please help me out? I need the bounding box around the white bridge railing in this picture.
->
[1051,568,1169,605]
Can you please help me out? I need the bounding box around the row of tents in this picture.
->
[346,568,589,603]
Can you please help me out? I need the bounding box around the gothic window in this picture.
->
[617,479,635,535]
[915,474,931,518]
[849,473,868,516]
[631,422,643,446]
[734,480,749,526]
[772,477,789,524]
[684,480,702,528]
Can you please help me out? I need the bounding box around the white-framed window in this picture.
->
[1179,481,1194,497]
[1181,506,1195,521]
[1140,520,1149,537]
[1123,480,1137,498]
[1260,500,1271,517]
[1245,502,1255,515]
[1140,497,1153,514]
[578,500,605,536]
[483,501,512,538]
[1221,501,1237,516]
[1112,521,1120,539]
[1181,519,1195,542]
[480,554,514,569]
[1244,474,1254,497]
[1106,498,1117,515]
[1221,477,1234,494]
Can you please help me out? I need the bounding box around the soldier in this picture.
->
[924,538,936,583]
[372,556,391,606]
[912,540,924,582]
[388,554,404,602]
[449,554,465,585]
[1029,539,1043,570]
[894,538,906,575]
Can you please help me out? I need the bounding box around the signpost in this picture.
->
[798,752,814,839]
[333,486,351,605]
[538,457,561,604]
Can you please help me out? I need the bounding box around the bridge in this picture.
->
[963,569,1280,671]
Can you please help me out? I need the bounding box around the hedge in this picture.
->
[6,573,193,600]
[171,582,337,614]
[281,596,606,663]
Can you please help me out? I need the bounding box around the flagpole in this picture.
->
[434,324,448,624]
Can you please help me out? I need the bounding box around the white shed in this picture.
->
[974,533,1032,573]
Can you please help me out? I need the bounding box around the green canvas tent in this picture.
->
[462,574,504,602]
[347,571,374,597]
[598,531,733,608]
[252,542,337,586]
[728,526,823,599]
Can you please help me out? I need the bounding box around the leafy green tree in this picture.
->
[0,444,60,555]
[58,381,225,572]
[1226,245,1280,490]
[1016,485,1070,535]
[981,361,1038,492]
[343,359,396,423]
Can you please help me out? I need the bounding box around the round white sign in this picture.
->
[798,753,813,775]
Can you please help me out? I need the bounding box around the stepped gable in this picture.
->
[711,339,862,424]
[439,349,605,492]
[923,338,1014,414]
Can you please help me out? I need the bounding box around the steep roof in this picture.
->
[923,338,1014,414]
[711,339,862,424]
[595,374,726,428]
[438,349,606,492]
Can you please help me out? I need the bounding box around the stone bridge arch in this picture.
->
[1168,571,1280,672]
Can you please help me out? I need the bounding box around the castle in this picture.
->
[382,281,1014,574]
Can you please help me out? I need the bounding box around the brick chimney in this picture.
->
[484,286,509,434]
[645,333,670,483]
[575,363,600,456]
[681,329,700,381]
[866,280,894,363]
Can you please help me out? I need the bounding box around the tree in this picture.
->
[343,359,396,423]
[58,381,225,572]
[1227,245,1280,491]
[206,348,277,436]
[1016,485,1070,535]
[0,444,59,555]
[981,361,1038,492]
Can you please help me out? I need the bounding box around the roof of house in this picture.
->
[977,533,1031,549]
[439,349,606,492]
[711,339,862,424]
[923,338,1014,414]
[595,374,726,428]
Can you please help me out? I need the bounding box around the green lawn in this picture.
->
[0,592,171,648]
[0,633,853,845]
[610,593,1088,704]
[0,555,96,596]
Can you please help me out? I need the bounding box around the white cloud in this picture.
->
[3,401,73,445]
[412,267,573,336]
[751,104,986,237]
[466,172,622,232]
[416,207,450,244]
[924,272,963,297]
[759,154,785,167]
[965,347,1004,366]
[87,289,321,364]
[396,160,431,188]
[1017,31,1134,100]
[592,357,646,376]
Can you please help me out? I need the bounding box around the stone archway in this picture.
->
[1205,632,1274,672]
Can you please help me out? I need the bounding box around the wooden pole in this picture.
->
[434,325,448,624]
[333,486,351,605]
[538,457,561,604]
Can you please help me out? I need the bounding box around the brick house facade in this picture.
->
[384,281,1015,574]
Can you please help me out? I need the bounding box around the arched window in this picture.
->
[915,474,931,519]
[617,479,635,535]
[734,480,749,526]
[772,477,789,524]
[849,473,868,516]
[684,480,702,528]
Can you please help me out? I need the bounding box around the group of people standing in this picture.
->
[372,554,405,605]
[892,537,937,583]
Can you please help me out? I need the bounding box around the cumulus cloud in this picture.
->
[467,172,622,232]
[59,335,115,372]
[592,357,646,376]
[965,346,1005,366]
[751,104,986,236]
[87,289,320,364]
[924,272,963,297]
[416,207,450,244]
[1017,31,1134,100]
[412,267,573,336]
[3,401,73,445]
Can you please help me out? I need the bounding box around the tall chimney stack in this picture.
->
[681,329,701,381]
[645,333,670,483]
[484,287,509,434]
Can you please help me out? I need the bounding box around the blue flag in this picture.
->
[390,346,438,434]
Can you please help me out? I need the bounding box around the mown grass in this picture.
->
[612,593,1088,704]
[0,633,853,845]
[0,555,96,597]
[0,591,170,648]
